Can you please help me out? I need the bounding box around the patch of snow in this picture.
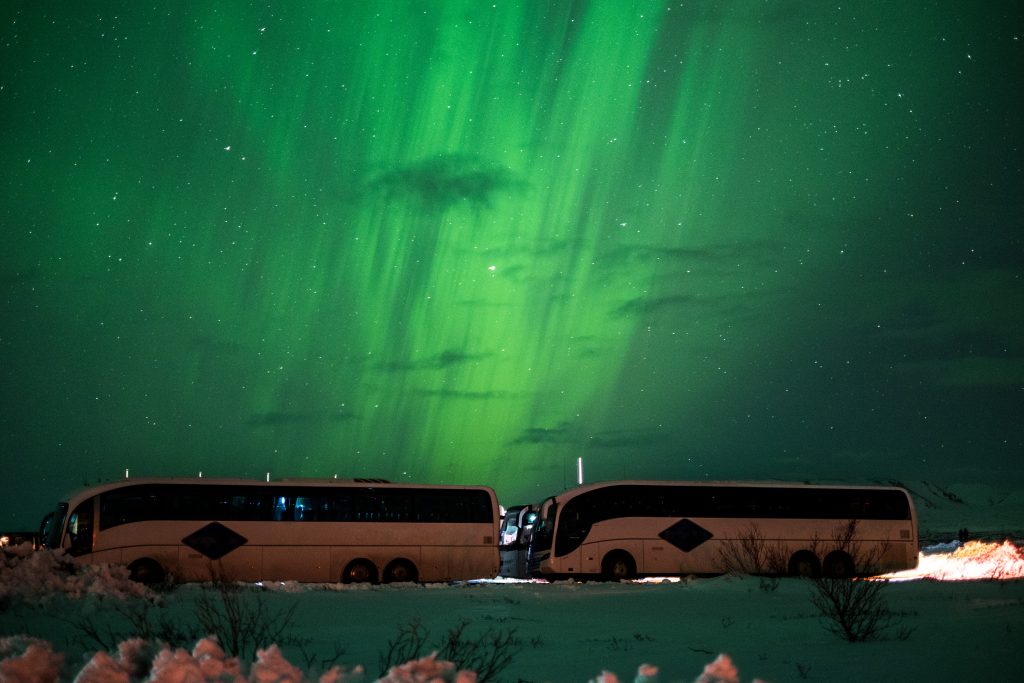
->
[0,543,149,602]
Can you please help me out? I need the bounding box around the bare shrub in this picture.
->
[378,618,522,683]
[65,597,199,653]
[192,577,300,662]
[64,573,342,677]
[378,619,430,676]
[809,576,906,642]
[716,523,788,576]
[818,519,895,577]
[435,620,520,683]
[808,520,911,642]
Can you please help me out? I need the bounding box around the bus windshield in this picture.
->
[529,498,556,553]
[41,502,68,550]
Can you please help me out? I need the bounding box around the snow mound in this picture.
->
[0,636,63,683]
[589,664,659,683]
[378,652,473,683]
[0,545,150,602]
[693,654,769,683]
[0,637,764,683]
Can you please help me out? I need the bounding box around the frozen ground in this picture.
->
[3,540,1023,682]
[1,481,1022,682]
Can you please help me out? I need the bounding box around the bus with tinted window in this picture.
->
[40,477,500,584]
[527,480,918,580]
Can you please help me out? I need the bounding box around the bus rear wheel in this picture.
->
[128,558,165,585]
[601,551,637,581]
[383,559,418,584]
[822,551,856,579]
[342,559,379,584]
[788,550,821,578]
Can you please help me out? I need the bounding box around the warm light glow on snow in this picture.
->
[877,540,1024,582]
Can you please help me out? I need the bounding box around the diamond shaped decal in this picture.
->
[182,522,248,560]
[659,518,713,553]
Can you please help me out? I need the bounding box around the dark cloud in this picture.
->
[377,349,490,373]
[612,294,703,318]
[510,422,574,445]
[597,241,788,273]
[371,153,525,211]
[511,425,666,449]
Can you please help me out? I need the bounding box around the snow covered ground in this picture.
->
[2,539,1023,682]
[1,482,1022,682]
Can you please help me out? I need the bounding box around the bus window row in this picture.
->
[561,485,911,529]
[98,484,493,530]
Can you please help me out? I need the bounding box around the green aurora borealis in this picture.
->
[2,1,1022,527]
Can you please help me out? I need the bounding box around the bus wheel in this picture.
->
[128,558,165,585]
[822,551,855,579]
[342,559,379,584]
[788,550,821,578]
[601,551,637,581]
[383,559,419,584]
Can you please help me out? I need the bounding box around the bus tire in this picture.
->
[788,550,821,578]
[822,551,855,579]
[128,558,165,585]
[601,551,637,581]
[342,559,379,584]
[383,559,419,584]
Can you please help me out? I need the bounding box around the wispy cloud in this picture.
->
[377,349,490,373]
[510,424,666,449]
[612,293,703,317]
[510,422,575,445]
[370,153,525,212]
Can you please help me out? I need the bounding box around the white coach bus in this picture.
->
[527,480,918,580]
[40,477,500,584]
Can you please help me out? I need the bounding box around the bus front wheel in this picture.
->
[342,559,379,584]
[601,551,637,581]
[127,558,165,585]
[383,559,419,584]
[788,550,821,578]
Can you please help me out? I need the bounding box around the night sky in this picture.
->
[2,2,1021,529]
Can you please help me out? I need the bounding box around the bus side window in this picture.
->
[273,495,289,521]
[354,491,383,521]
[66,499,94,556]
